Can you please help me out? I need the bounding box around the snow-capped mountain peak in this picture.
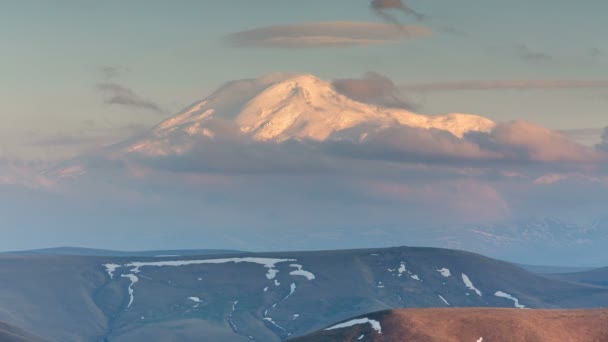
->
[126,73,496,156]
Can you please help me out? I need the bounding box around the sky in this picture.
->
[2,1,608,265]
[1,0,607,159]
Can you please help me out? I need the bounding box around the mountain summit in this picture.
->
[124,74,496,156]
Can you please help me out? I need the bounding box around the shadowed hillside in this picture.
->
[0,321,45,342]
[0,247,607,341]
[551,267,608,287]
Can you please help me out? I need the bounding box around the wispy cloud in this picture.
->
[400,79,608,92]
[100,65,129,80]
[514,44,553,63]
[97,82,165,114]
[225,21,431,48]
[371,0,427,24]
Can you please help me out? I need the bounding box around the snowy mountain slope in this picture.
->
[124,74,495,156]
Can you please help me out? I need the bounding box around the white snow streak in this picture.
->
[121,274,139,308]
[289,264,316,280]
[461,273,482,296]
[263,317,287,332]
[124,257,296,280]
[494,291,526,309]
[326,318,382,334]
[438,295,450,306]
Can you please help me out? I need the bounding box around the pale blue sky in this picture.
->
[1,0,607,158]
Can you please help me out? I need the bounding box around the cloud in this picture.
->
[131,138,333,175]
[325,121,601,165]
[590,47,604,58]
[596,127,608,151]
[97,82,165,114]
[400,80,608,92]
[332,72,417,110]
[371,0,427,24]
[100,65,129,80]
[514,44,553,63]
[225,21,431,48]
[473,121,601,163]
[559,128,604,146]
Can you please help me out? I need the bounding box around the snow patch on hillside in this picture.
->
[188,297,201,303]
[326,318,383,334]
[124,257,296,281]
[104,263,121,279]
[289,264,315,280]
[461,273,482,296]
[437,268,451,277]
[495,291,526,308]
[121,274,139,308]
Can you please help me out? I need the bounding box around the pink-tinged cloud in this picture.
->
[225,22,431,48]
[486,121,602,163]
[534,173,608,185]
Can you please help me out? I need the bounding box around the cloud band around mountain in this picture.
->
[225,21,432,48]
[400,80,608,92]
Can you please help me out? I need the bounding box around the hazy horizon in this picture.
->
[2,0,608,267]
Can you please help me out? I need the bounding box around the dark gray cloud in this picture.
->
[97,82,165,114]
[225,22,431,48]
[332,72,417,110]
[400,79,608,92]
[371,0,427,24]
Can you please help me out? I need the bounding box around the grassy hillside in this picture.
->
[291,308,608,342]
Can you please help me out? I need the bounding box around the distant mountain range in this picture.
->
[405,217,608,266]
[1,246,607,341]
[290,308,608,342]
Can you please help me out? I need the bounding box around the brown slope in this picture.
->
[290,308,608,342]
